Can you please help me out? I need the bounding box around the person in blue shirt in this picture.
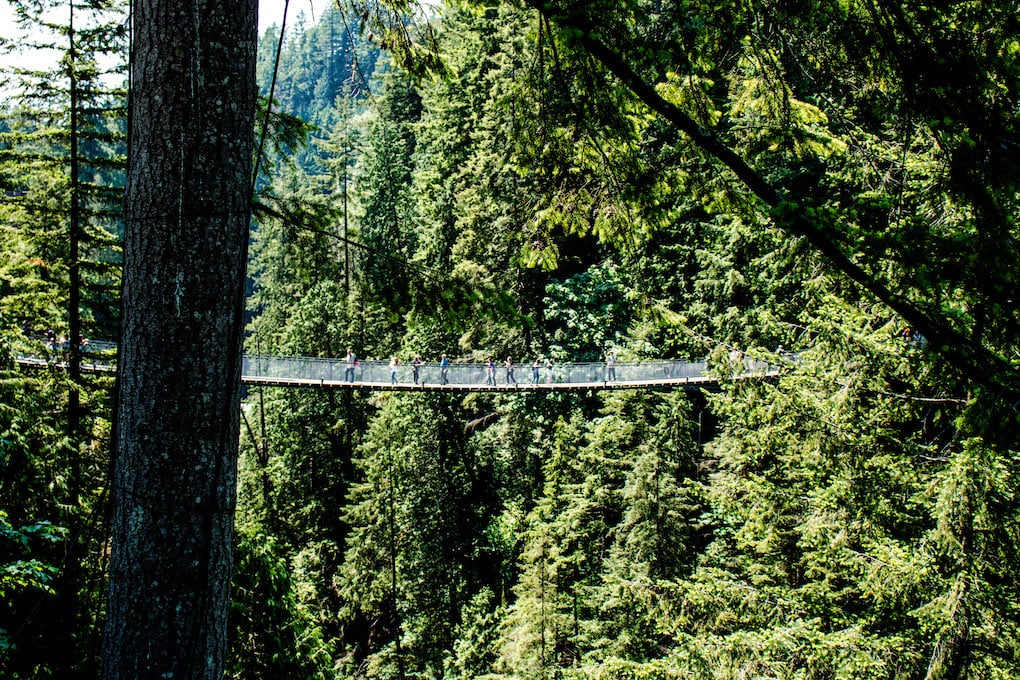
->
[440,353,450,385]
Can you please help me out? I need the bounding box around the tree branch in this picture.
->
[523,0,1017,394]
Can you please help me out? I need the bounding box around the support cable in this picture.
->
[251,0,292,197]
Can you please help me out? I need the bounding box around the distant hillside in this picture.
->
[257,3,381,170]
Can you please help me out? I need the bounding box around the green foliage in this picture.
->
[351,67,421,316]
[543,261,632,360]
[0,330,97,676]
[0,511,66,652]
[487,391,705,677]
[231,0,1020,677]
[227,524,333,679]
[0,0,126,340]
[1,1,123,675]
[256,2,381,172]
[635,292,1017,677]
[338,392,488,676]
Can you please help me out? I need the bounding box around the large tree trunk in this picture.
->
[101,0,256,677]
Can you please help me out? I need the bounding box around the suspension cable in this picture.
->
[250,0,292,197]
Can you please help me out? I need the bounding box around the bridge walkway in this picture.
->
[16,342,780,391]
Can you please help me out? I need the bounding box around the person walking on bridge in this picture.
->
[412,354,422,384]
[45,329,57,362]
[345,348,356,382]
[606,351,617,381]
[440,353,450,385]
[505,356,515,384]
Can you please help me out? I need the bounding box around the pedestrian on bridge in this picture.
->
[45,329,57,362]
[545,357,555,384]
[531,359,540,384]
[412,354,422,384]
[486,357,496,385]
[440,353,450,385]
[606,351,616,381]
[505,356,515,384]
[390,356,400,384]
[345,348,356,381]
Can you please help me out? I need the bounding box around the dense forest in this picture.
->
[2,0,1019,678]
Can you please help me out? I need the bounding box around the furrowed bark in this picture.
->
[101,0,257,677]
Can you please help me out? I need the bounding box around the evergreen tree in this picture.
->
[591,392,703,663]
[226,524,333,680]
[352,64,421,319]
[101,0,256,674]
[0,0,124,674]
[256,3,380,174]
[338,393,485,676]
[653,294,1019,677]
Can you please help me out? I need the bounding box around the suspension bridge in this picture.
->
[17,340,781,391]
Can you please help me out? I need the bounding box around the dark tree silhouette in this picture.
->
[101,0,257,676]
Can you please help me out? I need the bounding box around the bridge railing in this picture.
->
[17,340,780,388]
[15,339,119,370]
[238,355,767,386]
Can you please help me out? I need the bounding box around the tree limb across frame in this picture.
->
[519,0,1017,396]
[343,0,1017,395]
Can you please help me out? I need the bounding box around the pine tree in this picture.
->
[338,393,482,677]
[352,65,420,318]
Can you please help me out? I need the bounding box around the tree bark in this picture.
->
[101,0,256,677]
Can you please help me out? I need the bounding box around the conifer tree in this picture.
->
[101,0,256,674]
[496,412,598,675]
[339,393,481,677]
[0,0,124,674]
[352,65,420,318]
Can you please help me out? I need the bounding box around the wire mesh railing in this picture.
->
[241,355,778,388]
[243,356,707,385]
[15,339,119,371]
[16,338,781,390]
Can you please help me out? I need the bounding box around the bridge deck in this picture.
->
[241,374,735,391]
[16,344,780,391]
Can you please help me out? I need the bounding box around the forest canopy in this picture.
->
[1,0,1019,677]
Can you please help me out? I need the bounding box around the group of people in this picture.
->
[344,349,621,386]
[43,329,88,362]
[493,356,557,385]
[347,349,430,385]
